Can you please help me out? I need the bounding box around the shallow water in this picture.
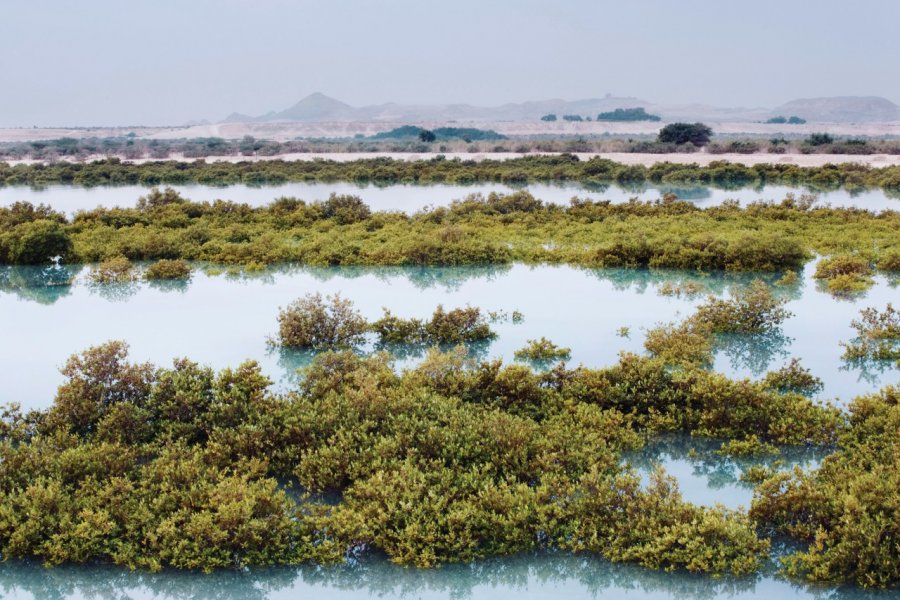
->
[1,263,896,412]
[0,181,897,213]
[1,263,898,599]
[627,434,827,510]
[0,551,893,600]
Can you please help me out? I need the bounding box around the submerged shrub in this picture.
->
[762,359,824,396]
[369,306,496,345]
[424,305,494,344]
[0,340,851,576]
[751,386,900,587]
[87,256,138,284]
[693,280,792,333]
[514,337,572,363]
[814,255,874,294]
[144,259,191,280]
[841,304,900,363]
[644,320,713,368]
[276,293,367,349]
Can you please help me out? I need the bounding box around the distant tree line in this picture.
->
[766,116,807,124]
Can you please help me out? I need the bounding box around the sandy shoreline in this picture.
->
[4,151,900,168]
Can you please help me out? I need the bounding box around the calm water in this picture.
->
[1,263,898,599]
[0,181,897,213]
[0,552,892,600]
[1,263,897,411]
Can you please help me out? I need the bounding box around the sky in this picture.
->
[1,0,899,126]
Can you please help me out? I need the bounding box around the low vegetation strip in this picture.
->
[1,190,898,275]
[2,155,900,191]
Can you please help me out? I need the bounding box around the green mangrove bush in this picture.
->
[751,385,900,587]
[276,293,367,349]
[1,191,898,277]
[513,338,572,363]
[144,259,191,280]
[841,304,900,363]
[0,337,850,577]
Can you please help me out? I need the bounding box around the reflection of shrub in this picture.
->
[88,256,137,284]
[276,293,367,349]
[145,259,191,280]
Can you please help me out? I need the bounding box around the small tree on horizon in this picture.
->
[657,122,713,146]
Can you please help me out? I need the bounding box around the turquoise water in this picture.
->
[1,262,898,599]
[0,552,892,600]
[0,181,897,214]
[1,263,896,410]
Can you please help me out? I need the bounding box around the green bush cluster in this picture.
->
[693,280,792,333]
[87,256,138,284]
[276,294,495,349]
[751,385,900,587]
[2,191,898,276]
[841,304,900,363]
[371,305,494,345]
[644,281,793,369]
[0,335,850,575]
[276,293,368,349]
[144,259,191,280]
[813,254,874,294]
[513,337,572,363]
[3,155,900,191]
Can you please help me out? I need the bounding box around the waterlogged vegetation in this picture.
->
[1,189,898,301]
[274,293,496,349]
[513,337,572,364]
[3,155,900,192]
[0,336,840,577]
[0,263,897,592]
[841,304,900,364]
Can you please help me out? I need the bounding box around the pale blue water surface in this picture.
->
[0,262,897,599]
[0,181,897,214]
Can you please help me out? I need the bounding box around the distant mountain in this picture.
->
[771,96,900,122]
[221,93,900,124]
[223,93,656,123]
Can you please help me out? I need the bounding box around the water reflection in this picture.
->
[627,434,828,510]
[1,181,898,215]
[715,330,794,376]
[0,552,891,600]
[0,264,77,304]
[1,264,897,409]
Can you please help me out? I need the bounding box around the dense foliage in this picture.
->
[275,294,496,349]
[751,385,899,587]
[597,108,661,122]
[369,126,506,142]
[1,190,898,278]
[3,156,900,192]
[513,337,572,363]
[657,123,713,146]
[841,304,900,363]
[0,333,845,576]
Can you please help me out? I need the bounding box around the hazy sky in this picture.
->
[2,0,898,126]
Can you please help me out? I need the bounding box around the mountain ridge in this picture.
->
[221,93,900,124]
